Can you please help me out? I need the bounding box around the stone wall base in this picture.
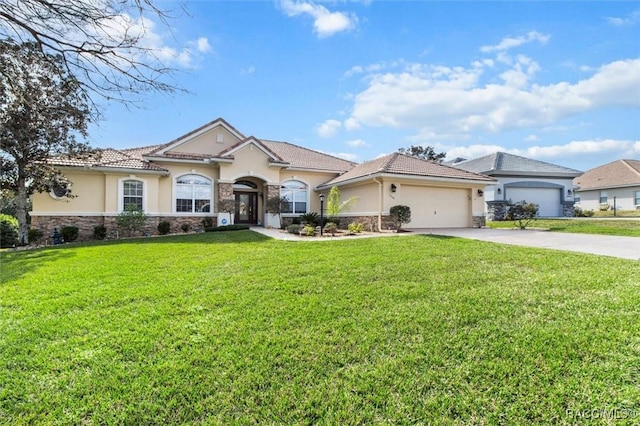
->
[31,215,216,242]
[472,215,486,228]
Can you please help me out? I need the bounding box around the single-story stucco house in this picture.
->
[449,152,582,219]
[31,117,495,240]
[573,159,640,212]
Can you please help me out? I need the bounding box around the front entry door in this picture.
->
[234,192,258,224]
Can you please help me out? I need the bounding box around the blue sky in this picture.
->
[90,1,640,171]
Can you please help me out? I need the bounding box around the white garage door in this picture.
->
[402,186,471,228]
[505,187,561,217]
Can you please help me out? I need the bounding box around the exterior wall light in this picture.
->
[497,188,502,195]
[390,184,397,193]
[477,189,484,196]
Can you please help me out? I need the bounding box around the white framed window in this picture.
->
[635,191,640,206]
[280,180,308,214]
[118,177,146,212]
[175,174,212,213]
[599,191,608,204]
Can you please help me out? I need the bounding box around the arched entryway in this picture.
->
[233,179,260,224]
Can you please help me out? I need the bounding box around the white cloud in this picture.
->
[345,55,640,140]
[480,31,550,53]
[606,10,640,26]
[196,37,212,53]
[279,0,357,38]
[344,117,361,131]
[445,139,639,162]
[316,119,342,137]
[345,138,369,148]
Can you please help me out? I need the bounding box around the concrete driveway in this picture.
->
[408,228,639,260]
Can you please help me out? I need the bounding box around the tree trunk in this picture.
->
[16,174,29,245]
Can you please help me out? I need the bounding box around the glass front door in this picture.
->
[234,192,258,224]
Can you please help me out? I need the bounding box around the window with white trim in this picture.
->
[280,180,307,214]
[176,174,212,213]
[122,180,144,210]
[599,191,608,204]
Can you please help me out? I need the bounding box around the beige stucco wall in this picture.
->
[167,126,242,157]
[279,169,339,212]
[32,170,105,214]
[219,145,281,183]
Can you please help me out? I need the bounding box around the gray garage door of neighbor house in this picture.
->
[402,186,471,228]
[505,186,562,217]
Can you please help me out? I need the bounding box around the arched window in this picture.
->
[281,180,308,214]
[176,174,212,213]
[233,180,258,190]
[122,180,144,210]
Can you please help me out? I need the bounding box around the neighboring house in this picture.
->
[32,118,494,240]
[450,152,582,219]
[573,159,640,212]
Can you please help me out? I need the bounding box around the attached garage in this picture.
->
[402,186,471,227]
[505,186,562,217]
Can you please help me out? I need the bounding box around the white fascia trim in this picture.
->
[225,138,280,161]
[318,173,495,189]
[142,156,212,165]
[91,166,169,176]
[269,162,290,168]
[284,167,342,174]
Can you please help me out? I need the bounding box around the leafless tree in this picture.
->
[0,0,183,105]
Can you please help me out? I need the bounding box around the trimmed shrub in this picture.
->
[93,225,107,240]
[574,207,595,217]
[302,225,315,236]
[347,222,363,234]
[28,228,44,244]
[158,221,171,235]
[116,204,148,237]
[61,226,79,242]
[287,224,302,234]
[0,214,19,248]
[201,217,214,228]
[505,200,539,229]
[181,223,191,233]
[389,205,411,231]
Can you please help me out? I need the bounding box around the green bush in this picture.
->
[300,212,320,226]
[302,225,315,236]
[389,205,412,230]
[287,224,302,234]
[574,207,595,217]
[0,214,19,248]
[505,201,539,229]
[324,222,338,236]
[325,216,340,227]
[181,223,191,233]
[158,221,171,235]
[204,224,250,232]
[347,222,363,234]
[116,204,148,237]
[28,228,43,244]
[61,226,79,242]
[93,225,107,240]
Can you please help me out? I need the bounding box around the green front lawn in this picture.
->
[488,218,640,237]
[1,232,639,424]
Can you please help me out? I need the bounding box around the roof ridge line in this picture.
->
[621,159,640,177]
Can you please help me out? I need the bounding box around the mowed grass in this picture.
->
[1,231,639,424]
[488,218,640,237]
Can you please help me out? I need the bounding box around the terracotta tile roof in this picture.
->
[261,140,356,172]
[48,147,168,173]
[321,153,495,187]
[453,152,582,177]
[574,159,640,191]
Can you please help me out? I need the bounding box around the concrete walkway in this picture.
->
[408,228,639,261]
[250,226,639,260]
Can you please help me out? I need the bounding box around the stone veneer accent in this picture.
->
[265,184,280,201]
[217,182,234,204]
[563,201,575,217]
[31,215,216,242]
[472,215,486,228]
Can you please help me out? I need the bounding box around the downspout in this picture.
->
[373,177,383,232]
